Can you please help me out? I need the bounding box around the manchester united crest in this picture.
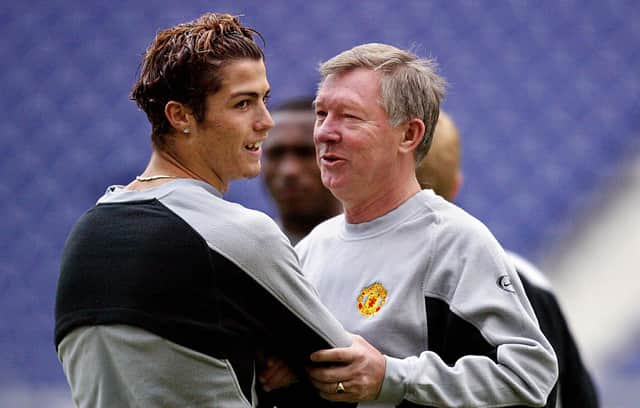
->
[357,282,387,317]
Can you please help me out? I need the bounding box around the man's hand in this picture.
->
[258,356,299,392]
[306,334,386,402]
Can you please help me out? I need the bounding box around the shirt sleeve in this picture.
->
[376,224,559,407]
[162,191,353,352]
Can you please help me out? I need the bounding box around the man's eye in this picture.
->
[236,100,249,109]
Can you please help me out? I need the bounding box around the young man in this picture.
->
[261,97,342,245]
[417,111,599,408]
[296,43,558,407]
[54,13,353,407]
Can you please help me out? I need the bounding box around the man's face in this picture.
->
[187,58,273,190]
[313,68,404,202]
[262,111,336,217]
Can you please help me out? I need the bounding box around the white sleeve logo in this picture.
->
[496,275,515,293]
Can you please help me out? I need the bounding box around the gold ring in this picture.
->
[336,381,345,394]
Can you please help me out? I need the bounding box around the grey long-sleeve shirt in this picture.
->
[56,179,352,408]
[297,190,558,407]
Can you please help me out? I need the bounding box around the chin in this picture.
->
[243,165,261,179]
[321,176,344,192]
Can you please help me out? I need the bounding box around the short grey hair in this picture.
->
[318,43,447,163]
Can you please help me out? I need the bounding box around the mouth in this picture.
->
[320,153,343,164]
[244,140,264,152]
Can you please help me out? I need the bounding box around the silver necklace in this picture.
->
[135,174,177,182]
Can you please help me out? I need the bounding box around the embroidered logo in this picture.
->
[357,282,388,317]
[497,275,515,293]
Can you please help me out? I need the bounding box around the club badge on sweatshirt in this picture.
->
[357,282,387,317]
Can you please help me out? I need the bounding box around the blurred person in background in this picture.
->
[266,42,558,407]
[54,12,356,408]
[416,111,599,408]
[261,96,342,245]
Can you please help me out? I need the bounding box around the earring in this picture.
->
[183,128,190,134]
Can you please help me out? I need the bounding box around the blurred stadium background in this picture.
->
[1,0,638,405]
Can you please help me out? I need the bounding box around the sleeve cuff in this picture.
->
[376,355,407,404]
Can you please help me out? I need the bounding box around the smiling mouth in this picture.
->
[245,141,263,152]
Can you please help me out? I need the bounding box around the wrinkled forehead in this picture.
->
[315,68,382,111]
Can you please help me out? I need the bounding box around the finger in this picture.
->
[260,370,285,391]
[259,359,289,386]
[316,384,359,403]
[310,347,352,363]
[262,366,298,390]
[309,377,344,394]
[311,381,351,401]
[306,364,351,383]
[267,366,298,390]
[258,362,279,384]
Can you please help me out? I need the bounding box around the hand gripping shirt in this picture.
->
[55,179,352,408]
[296,190,558,408]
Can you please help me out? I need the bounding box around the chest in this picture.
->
[304,240,431,358]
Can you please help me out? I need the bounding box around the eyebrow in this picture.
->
[312,97,363,113]
[230,89,271,99]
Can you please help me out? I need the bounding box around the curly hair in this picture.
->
[131,13,265,148]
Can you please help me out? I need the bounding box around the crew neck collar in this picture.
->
[341,190,426,240]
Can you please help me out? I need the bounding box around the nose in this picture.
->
[313,117,341,145]
[279,155,303,177]
[256,103,275,131]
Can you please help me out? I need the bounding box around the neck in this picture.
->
[134,148,227,193]
[342,178,421,224]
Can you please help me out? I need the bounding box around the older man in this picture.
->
[296,43,558,407]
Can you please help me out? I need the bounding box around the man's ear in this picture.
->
[398,119,426,154]
[164,101,193,134]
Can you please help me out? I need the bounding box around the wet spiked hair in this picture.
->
[131,13,265,148]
